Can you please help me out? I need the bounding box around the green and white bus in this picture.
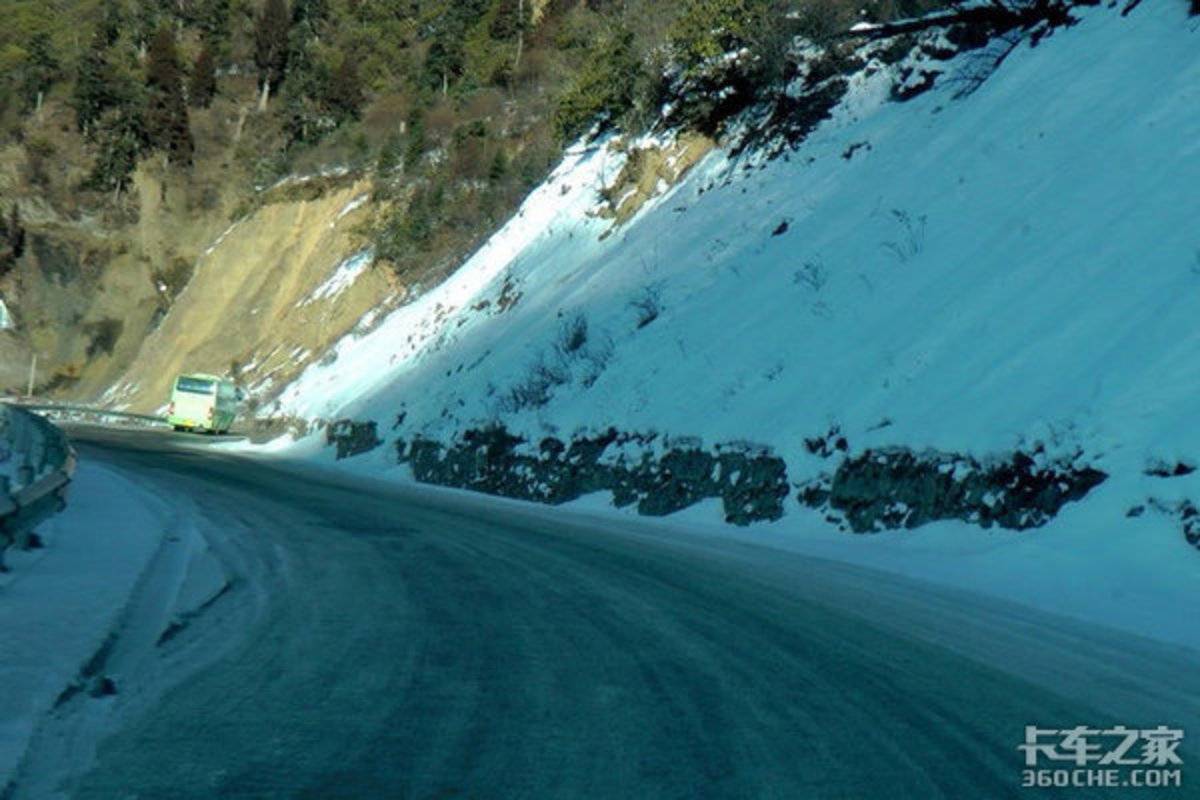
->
[167,374,239,434]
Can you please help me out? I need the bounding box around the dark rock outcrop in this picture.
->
[339,420,1109,536]
[399,426,789,526]
[326,420,382,460]
[802,447,1107,533]
[1146,498,1200,548]
[1144,460,1196,478]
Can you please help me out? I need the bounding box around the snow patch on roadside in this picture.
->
[559,484,1200,653]
[0,463,169,787]
[0,458,244,797]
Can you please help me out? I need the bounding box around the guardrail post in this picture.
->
[0,403,77,563]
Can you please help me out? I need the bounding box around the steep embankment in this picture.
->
[0,165,393,415]
[101,174,391,416]
[0,94,251,399]
[0,75,399,414]
[268,1,1200,558]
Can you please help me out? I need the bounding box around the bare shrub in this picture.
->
[498,313,613,411]
[580,333,614,388]
[629,283,664,329]
[881,209,927,264]
[500,355,570,412]
[555,313,589,357]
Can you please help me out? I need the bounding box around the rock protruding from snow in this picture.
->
[393,426,790,526]
[1143,498,1200,549]
[801,447,1107,534]
[326,419,383,460]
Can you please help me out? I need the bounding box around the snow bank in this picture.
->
[0,463,169,786]
[561,490,1200,652]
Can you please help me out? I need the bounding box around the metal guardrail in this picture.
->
[8,401,167,428]
[0,403,77,560]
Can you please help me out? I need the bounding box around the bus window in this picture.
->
[176,376,216,395]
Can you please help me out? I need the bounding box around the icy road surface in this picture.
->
[44,427,1200,798]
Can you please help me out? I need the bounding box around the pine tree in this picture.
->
[101,0,123,47]
[73,31,120,133]
[325,56,363,123]
[489,0,524,40]
[135,3,160,53]
[145,27,194,165]
[272,0,339,142]
[22,31,59,111]
[7,204,24,260]
[193,0,231,44]
[376,131,403,175]
[403,109,426,171]
[286,0,325,79]
[670,0,755,80]
[0,203,26,269]
[0,208,9,269]
[423,38,459,94]
[290,0,327,29]
[423,2,488,93]
[489,148,508,183]
[84,107,147,195]
[278,32,327,143]
[189,45,217,107]
[254,0,291,108]
[554,25,638,141]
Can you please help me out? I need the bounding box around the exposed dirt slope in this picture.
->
[103,177,391,415]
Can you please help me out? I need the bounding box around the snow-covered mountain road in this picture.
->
[49,427,1200,799]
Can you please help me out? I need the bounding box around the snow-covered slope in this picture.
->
[283,2,1197,464]
[256,2,1200,639]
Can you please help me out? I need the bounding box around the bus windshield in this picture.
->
[176,376,216,395]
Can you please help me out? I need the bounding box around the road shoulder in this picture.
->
[0,460,238,797]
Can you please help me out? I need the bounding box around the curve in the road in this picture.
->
[34,428,1200,799]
